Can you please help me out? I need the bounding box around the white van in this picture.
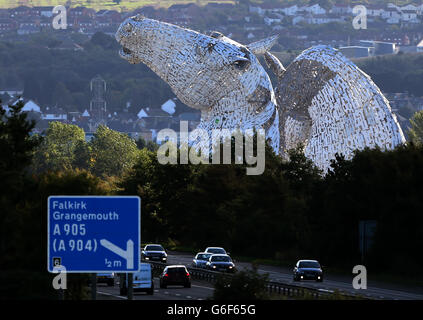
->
[127,263,154,295]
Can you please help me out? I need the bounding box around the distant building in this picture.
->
[339,46,373,59]
[22,100,41,113]
[161,99,176,115]
[359,40,398,55]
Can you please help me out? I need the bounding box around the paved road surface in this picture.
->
[166,251,423,300]
[97,278,214,300]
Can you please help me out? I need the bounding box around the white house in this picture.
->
[137,108,148,119]
[399,4,419,12]
[22,100,41,113]
[249,5,265,16]
[417,39,423,53]
[292,16,305,25]
[280,5,298,16]
[161,99,176,115]
[382,7,401,23]
[42,114,67,121]
[330,4,352,15]
[401,10,419,23]
[366,5,385,17]
[264,16,282,26]
[301,4,326,15]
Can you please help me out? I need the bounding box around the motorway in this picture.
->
[97,251,423,300]
[166,251,423,300]
[97,278,214,300]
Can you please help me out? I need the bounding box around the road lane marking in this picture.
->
[97,291,128,300]
[191,284,214,290]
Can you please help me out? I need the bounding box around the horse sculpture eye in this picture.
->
[124,23,133,34]
[233,59,250,70]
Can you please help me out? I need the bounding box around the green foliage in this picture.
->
[120,139,423,277]
[0,103,114,299]
[32,122,86,172]
[213,264,269,300]
[0,100,41,270]
[136,136,159,152]
[91,125,139,177]
[33,122,141,177]
[408,110,423,146]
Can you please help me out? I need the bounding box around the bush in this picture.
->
[213,264,269,300]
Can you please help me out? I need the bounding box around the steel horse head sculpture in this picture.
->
[116,16,405,172]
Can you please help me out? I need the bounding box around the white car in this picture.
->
[131,263,154,295]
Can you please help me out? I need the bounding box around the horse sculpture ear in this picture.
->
[247,35,279,55]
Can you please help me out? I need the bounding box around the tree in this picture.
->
[90,125,139,177]
[52,82,73,111]
[136,136,158,152]
[73,139,93,170]
[32,122,86,172]
[408,110,423,145]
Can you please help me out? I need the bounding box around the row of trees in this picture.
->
[32,122,140,177]
[1,101,423,298]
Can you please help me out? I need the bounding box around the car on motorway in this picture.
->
[159,265,191,288]
[204,247,229,255]
[141,244,167,263]
[96,273,115,286]
[206,254,236,273]
[132,263,154,295]
[192,252,212,269]
[293,260,323,282]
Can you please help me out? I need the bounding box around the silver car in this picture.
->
[192,252,212,269]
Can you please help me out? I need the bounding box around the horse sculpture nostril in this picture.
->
[132,14,145,22]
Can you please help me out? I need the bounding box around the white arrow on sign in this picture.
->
[100,239,134,269]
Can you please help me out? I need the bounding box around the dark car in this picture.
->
[293,260,323,282]
[159,265,191,288]
[206,254,236,273]
[204,247,229,255]
[141,244,167,263]
[192,252,212,269]
[96,273,115,286]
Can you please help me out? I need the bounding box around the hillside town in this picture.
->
[0,74,202,143]
[1,2,423,53]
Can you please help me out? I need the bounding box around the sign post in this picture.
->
[91,273,97,300]
[47,196,141,298]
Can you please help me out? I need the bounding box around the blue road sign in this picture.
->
[47,196,141,273]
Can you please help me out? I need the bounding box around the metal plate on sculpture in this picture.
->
[47,196,141,273]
